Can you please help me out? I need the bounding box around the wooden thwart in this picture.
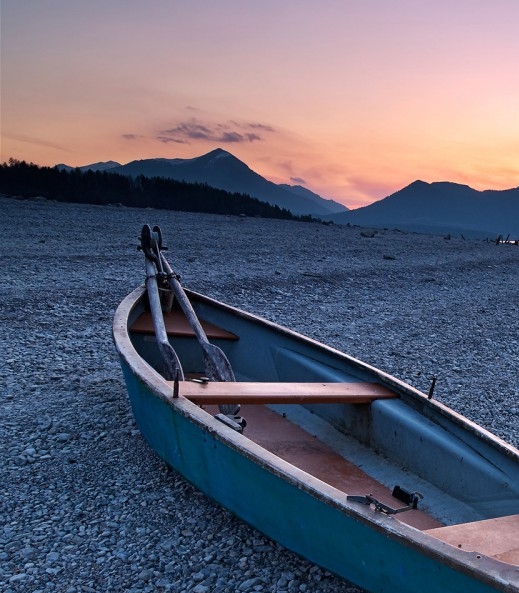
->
[425,514,519,564]
[131,310,239,341]
[168,380,398,405]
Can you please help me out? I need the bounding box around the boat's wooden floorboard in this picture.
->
[206,403,442,530]
[426,514,519,564]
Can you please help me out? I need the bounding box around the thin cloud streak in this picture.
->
[3,133,71,153]
[157,136,188,145]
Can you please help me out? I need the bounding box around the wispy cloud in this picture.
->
[290,176,306,185]
[157,118,274,145]
[230,121,275,133]
[4,132,70,152]
[156,135,188,144]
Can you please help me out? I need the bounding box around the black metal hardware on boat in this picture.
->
[347,486,423,515]
[190,377,210,384]
[140,224,166,277]
[173,371,180,398]
[214,413,247,433]
[392,485,423,508]
[428,376,437,400]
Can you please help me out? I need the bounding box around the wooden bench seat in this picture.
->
[130,310,239,340]
[168,380,398,405]
[425,514,519,564]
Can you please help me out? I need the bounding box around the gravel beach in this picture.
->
[1,196,518,593]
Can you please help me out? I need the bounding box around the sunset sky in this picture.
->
[2,1,519,208]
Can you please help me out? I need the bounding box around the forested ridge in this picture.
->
[0,159,313,221]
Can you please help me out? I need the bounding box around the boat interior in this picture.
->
[129,301,519,566]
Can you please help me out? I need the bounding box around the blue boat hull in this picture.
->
[114,286,519,592]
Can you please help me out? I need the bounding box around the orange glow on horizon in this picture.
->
[2,1,519,209]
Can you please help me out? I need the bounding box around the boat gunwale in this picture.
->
[113,284,519,589]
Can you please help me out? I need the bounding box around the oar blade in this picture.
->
[203,344,235,382]
[162,343,185,382]
[203,345,239,415]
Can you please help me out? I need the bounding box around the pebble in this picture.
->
[1,195,517,593]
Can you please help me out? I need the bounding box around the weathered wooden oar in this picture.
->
[159,252,236,381]
[141,226,184,383]
[157,246,239,416]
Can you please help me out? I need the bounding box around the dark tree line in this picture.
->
[0,159,315,222]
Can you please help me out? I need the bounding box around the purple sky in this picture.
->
[2,0,519,207]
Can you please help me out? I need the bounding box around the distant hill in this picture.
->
[56,160,121,172]
[58,149,348,217]
[330,180,519,237]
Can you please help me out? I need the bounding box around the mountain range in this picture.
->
[58,150,519,237]
[57,149,347,217]
[331,180,519,237]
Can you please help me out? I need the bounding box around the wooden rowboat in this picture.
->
[113,227,519,593]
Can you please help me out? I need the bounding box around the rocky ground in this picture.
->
[1,196,518,593]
